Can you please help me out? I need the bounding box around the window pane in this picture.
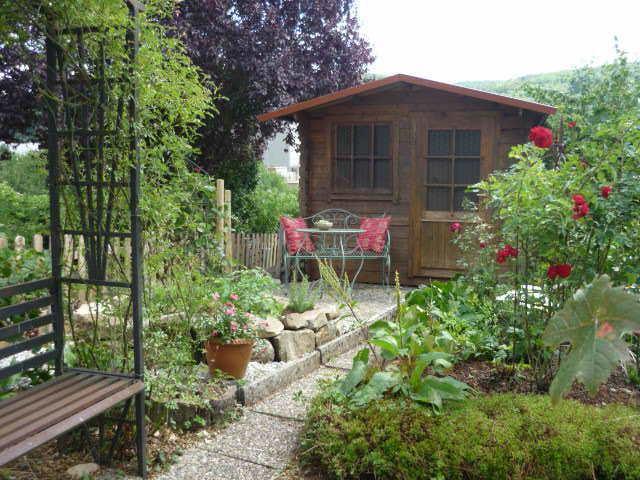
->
[428,130,451,155]
[336,126,351,156]
[354,158,370,188]
[455,130,480,155]
[454,187,478,211]
[426,187,451,211]
[353,125,371,156]
[373,159,391,189]
[374,125,391,157]
[426,158,451,185]
[454,158,480,184]
[335,158,351,189]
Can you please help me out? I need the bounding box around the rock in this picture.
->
[272,329,316,361]
[326,307,341,320]
[66,463,100,479]
[315,321,338,347]
[251,338,275,363]
[253,316,284,339]
[282,312,307,330]
[303,309,328,331]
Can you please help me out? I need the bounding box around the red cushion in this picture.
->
[357,216,391,253]
[280,217,316,254]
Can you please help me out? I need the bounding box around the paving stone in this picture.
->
[211,411,302,469]
[325,347,360,369]
[155,450,274,480]
[252,367,339,420]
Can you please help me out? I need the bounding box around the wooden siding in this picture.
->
[297,84,543,284]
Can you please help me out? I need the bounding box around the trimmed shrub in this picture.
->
[300,393,640,480]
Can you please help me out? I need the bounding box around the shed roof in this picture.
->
[257,74,556,122]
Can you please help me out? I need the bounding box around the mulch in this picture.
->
[451,360,640,407]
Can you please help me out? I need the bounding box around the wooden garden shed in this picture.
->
[258,74,556,284]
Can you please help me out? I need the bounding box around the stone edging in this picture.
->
[236,303,398,406]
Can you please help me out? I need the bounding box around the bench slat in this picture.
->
[0,314,54,342]
[0,373,83,416]
[0,296,53,321]
[0,350,57,379]
[0,378,144,466]
[0,373,94,420]
[0,279,53,299]
[0,376,116,444]
[0,333,55,360]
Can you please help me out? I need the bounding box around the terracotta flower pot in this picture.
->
[204,338,253,379]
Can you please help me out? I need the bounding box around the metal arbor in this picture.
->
[0,0,147,476]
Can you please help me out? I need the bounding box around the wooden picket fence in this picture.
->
[231,232,281,275]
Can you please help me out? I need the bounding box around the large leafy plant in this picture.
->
[543,275,640,403]
[332,277,469,411]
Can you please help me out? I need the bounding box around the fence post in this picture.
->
[224,189,232,269]
[14,235,25,252]
[216,178,225,242]
[33,234,44,252]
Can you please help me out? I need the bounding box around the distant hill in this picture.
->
[458,61,640,99]
[457,70,574,99]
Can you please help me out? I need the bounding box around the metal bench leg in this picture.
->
[135,390,147,478]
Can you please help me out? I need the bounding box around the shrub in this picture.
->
[235,163,299,233]
[0,150,48,195]
[300,393,640,480]
[286,273,317,313]
[0,181,48,241]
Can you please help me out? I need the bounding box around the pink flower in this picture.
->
[230,323,238,333]
[224,307,236,316]
[212,292,220,301]
[230,293,239,301]
[449,222,461,233]
[211,330,219,337]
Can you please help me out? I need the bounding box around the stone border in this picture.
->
[236,302,397,406]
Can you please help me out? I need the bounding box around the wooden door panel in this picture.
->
[419,222,460,271]
[409,113,495,278]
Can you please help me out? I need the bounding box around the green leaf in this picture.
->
[350,371,400,407]
[543,275,640,404]
[370,337,399,357]
[338,348,370,396]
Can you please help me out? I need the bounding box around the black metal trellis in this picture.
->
[0,1,147,476]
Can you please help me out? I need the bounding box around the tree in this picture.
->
[173,0,373,214]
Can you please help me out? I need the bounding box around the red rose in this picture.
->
[496,250,507,264]
[504,244,518,258]
[572,202,589,219]
[528,126,553,149]
[567,121,577,128]
[194,166,202,173]
[547,265,558,280]
[572,194,586,205]
[600,185,612,199]
[556,263,572,278]
[479,241,486,249]
[449,222,461,233]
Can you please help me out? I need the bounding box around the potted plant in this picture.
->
[196,293,256,379]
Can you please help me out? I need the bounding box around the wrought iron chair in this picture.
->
[280,208,391,286]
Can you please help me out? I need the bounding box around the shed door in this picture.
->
[410,114,494,278]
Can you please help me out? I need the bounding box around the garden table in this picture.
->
[295,227,366,286]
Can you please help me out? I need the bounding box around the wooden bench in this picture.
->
[0,279,145,473]
[280,208,391,286]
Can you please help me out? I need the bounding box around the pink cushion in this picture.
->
[280,217,316,254]
[357,216,391,253]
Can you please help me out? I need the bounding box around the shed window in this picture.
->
[425,129,480,211]
[334,124,392,191]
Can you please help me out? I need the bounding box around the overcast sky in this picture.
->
[355,0,640,83]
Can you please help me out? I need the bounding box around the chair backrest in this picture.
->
[305,209,361,229]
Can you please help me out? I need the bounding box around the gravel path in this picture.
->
[151,348,357,480]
